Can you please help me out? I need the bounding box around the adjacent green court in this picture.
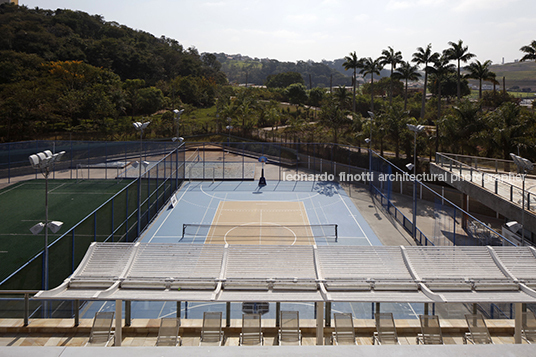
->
[0,179,134,284]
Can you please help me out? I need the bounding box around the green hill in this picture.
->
[490,61,536,91]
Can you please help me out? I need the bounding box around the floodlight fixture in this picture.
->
[406,163,414,171]
[30,222,46,235]
[367,111,374,118]
[29,151,65,171]
[407,124,425,133]
[510,153,533,173]
[365,138,371,144]
[133,121,150,131]
[47,221,64,234]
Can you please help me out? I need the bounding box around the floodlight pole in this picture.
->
[134,121,150,237]
[510,153,533,246]
[226,117,232,146]
[43,167,49,291]
[173,109,184,141]
[408,124,424,240]
[367,111,374,190]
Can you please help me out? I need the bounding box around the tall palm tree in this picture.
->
[379,46,403,104]
[359,57,384,112]
[445,40,476,101]
[520,40,536,62]
[429,53,456,152]
[465,60,496,100]
[393,61,421,111]
[342,52,362,113]
[412,44,439,119]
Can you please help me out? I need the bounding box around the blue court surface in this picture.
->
[81,180,424,320]
[141,180,381,246]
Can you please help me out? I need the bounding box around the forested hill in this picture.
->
[0,4,226,85]
[212,53,393,88]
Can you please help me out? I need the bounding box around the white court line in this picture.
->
[338,192,371,246]
[147,185,190,243]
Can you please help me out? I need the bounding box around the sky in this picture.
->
[21,0,536,65]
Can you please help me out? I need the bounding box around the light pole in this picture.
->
[226,125,233,145]
[28,150,66,291]
[173,109,184,143]
[510,153,533,246]
[407,124,425,240]
[366,111,374,189]
[133,121,150,237]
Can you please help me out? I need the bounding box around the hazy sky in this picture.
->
[21,0,535,64]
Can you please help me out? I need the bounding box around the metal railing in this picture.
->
[436,153,535,211]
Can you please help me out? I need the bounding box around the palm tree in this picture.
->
[412,44,439,119]
[319,94,352,143]
[382,103,410,159]
[429,53,456,152]
[379,46,403,104]
[342,52,362,113]
[465,60,496,100]
[445,40,476,101]
[520,40,536,62]
[393,61,421,111]
[359,57,384,112]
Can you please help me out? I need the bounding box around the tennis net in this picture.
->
[181,223,338,242]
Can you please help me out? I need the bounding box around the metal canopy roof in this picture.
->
[35,243,536,304]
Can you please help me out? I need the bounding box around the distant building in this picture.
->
[0,0,19,4]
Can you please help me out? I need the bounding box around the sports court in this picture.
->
[79,179,426,321]
[141,180,382,247]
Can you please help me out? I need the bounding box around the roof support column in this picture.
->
[115,300,122,347]
[515,302,522,344]
[316,302,324,345]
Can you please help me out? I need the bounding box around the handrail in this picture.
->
[0,290,39,326]
[435,152,534,212]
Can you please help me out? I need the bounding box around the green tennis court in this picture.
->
[0,179,134,283]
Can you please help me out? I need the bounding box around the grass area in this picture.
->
[0,179,133,285]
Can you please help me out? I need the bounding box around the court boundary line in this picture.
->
[338,192,371,245]
[147,185,191,243]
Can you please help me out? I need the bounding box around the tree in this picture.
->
[465,60,496,100]
[319,94,352,143]
[444,100,484,155]
[412,44,439,119]
[342,51,362,113]
[265,71,304,88]
[445,40,476,101]
[520,40,536,62]
[379,46,403,104]
[308,87,325,108]
[359,57,383,112]
[481,102,529,160]
[393,61,421,111]
[286,83,308,106]
[429,54,455,152]
[381,103,411,159]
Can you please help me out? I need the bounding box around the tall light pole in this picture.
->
[173,109,184,143]
[367,111,374,189]
[133,121,150,237]
[407,124,425,240]
[28,150,66,292]
[510,153,533,246]
[226,125,233,145]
